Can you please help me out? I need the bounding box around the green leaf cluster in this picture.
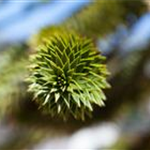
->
[27,32,110,120]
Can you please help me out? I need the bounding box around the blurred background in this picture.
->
[0,0,150,149]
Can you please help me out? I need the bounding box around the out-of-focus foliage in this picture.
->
[0,45,28,116]
[64,0,147,37]
[64,1,124,38]
[30,0,148,47]
[121,0,148,17]
[63,0,148,37]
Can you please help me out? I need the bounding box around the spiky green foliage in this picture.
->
[27,32,110,120]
